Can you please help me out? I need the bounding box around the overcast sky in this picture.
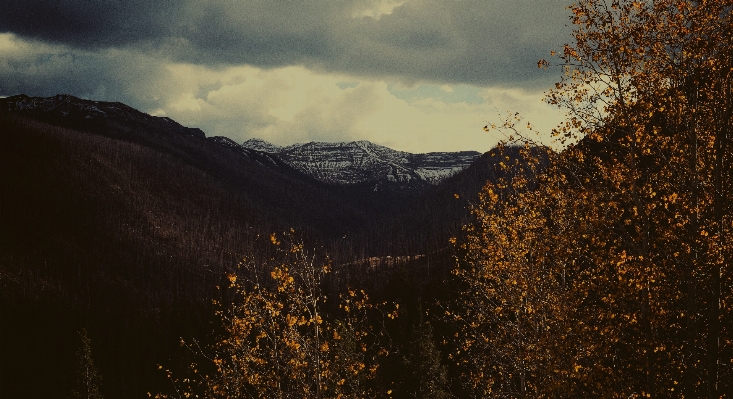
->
[0,0,573,153]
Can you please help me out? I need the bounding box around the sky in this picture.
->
[0,0,574,153]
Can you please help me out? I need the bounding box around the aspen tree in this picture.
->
[454,0,731,396]
[158,233,397,398]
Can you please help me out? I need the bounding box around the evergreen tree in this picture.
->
[72,328,104,399]
[406,319,450,399]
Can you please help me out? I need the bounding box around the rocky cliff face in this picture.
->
[243,138,481,187]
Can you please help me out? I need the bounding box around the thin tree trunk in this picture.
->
[685,84,699,399]
[707,77,730,397]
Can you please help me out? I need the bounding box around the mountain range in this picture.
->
[0,94,536,258]
[2,94,480,193]
[241,138,481,187]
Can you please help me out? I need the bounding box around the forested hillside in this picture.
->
[0,115,297,397]
[451,1,732,396]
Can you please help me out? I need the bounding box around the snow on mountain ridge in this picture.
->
[242,138,284,153]
[242,138,481,187]
[0,93,480,189]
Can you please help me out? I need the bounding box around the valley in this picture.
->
[0,95,509,397]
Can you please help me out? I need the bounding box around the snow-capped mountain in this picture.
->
[242,139,481,186]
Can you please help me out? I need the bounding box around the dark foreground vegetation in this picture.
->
[1,0,732,397]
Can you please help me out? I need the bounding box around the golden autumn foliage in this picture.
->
[453,0,731,397]
[158,234,396,399]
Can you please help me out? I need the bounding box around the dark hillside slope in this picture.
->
[0,94,514,260]
[0,94,375,237]
[0,115,364,398]
[0,95,518,397]
[350,145,551,257]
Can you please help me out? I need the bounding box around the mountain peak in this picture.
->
[242,138,284,153]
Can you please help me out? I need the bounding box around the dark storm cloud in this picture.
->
[332,0,572,87]
[0,35,173,110]
[0,0,572,88]
[0,0,179,49]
